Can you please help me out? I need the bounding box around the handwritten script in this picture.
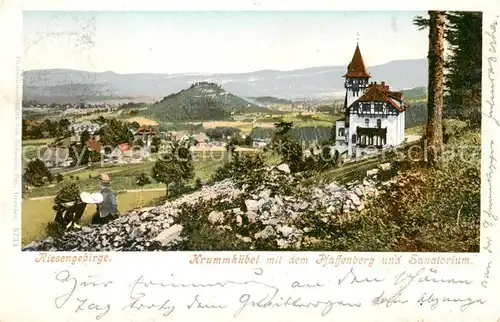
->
[52,266,486,320]
[481,15,499,290]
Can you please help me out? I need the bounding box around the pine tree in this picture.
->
[414,12,482,126]
[444,12,482,125]
[426,11,446,164]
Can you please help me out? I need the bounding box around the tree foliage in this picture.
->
[152,142,194,197]
[136,172,151,187]
[97,119,134,148]
[54,182,80,205]
[414,11,482,127]
[23,159,52,187]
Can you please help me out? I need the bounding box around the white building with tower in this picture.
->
[335,44,408,158]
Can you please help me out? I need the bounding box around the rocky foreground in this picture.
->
[23,163,394,252]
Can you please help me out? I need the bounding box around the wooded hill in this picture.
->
[143,82,270,122]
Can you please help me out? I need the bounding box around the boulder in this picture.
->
[245,199,261,212]
[379,162,392,171]
[254,226,275,239]
[208,211,225,224]
[236,215,243,227]
[246,211,258,223]
[276,163,291,174]
[366,168,380,176]
[277,225,295,238]
[153,224,183,246]
[347,192,361,206]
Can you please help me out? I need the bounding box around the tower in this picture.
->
[343,43,371,109]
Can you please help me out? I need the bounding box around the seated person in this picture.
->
[91,173,119,225]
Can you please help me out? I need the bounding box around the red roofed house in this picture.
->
[335,43,407,158]
[108,143,135,163]
[134,126,156,148]
[85,138,102,153]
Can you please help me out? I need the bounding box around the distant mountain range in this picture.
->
[23,59,427,102]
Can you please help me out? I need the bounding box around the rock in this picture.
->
[276,163,291,174]
[82,227,93,233]
[255,226,274,239]
[231,207,243,215]
[245,199,261,212]
[236,215,243,227]
[258,189,271,200]
[140,212,153,221]
[109,227,118,234]
[246,211,258,223]
[242,237,252,243]
[354,186,364,197]
[379,162,392,171]
[277,225,295,238]
[347,192,361,206]
[218,225,232,231]
[23,240,40,250]
[208,211,225,224]
[366,168,380,176]
[153,224,183,246]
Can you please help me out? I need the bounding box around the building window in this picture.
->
[377,119,382,128]
[338,128,345,137]
[365,119,369,127]
[351,134,357,144]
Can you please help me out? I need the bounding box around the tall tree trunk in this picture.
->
[426,11,445,164]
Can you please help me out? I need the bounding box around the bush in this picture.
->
[194,177,203,189]
[172,197,250,251]
[54,182,80,205]
[136,172,151,187]
[211,152,266,189]
[45,221,66,239]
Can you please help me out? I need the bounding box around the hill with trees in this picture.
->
[143,82,270,122]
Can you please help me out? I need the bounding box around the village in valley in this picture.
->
[21,11,481,253]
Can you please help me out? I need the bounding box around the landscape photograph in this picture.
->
[21,11,481,252]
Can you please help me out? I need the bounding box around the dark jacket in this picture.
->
[98,186,118,218]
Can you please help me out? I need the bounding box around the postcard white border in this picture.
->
[1,1,499,321]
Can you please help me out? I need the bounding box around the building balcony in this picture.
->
[356,126,387,137]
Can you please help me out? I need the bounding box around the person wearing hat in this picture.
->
[91,173,119,225]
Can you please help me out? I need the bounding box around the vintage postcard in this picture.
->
[0,0,499,321]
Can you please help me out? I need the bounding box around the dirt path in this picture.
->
[405,135,422,143]
[26,187,166,201]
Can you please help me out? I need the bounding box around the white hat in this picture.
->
[80,192,104,204]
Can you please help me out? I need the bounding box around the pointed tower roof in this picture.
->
[344,44,371,78]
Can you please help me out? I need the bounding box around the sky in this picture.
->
[23,11,427,74]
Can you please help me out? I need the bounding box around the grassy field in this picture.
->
[122,116,159,126]
[21,190,166,246]
[199,112,339,134]
[22,138,56,168]
[22,150,269,198]
[22,138,56,146]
